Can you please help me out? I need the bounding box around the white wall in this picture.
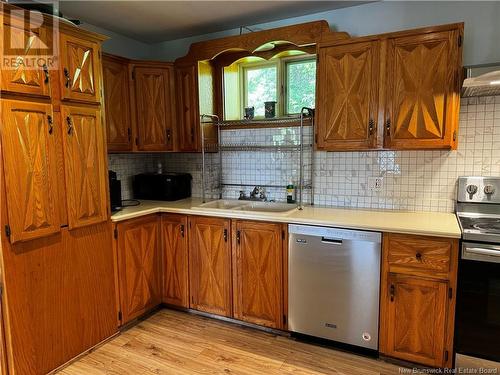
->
[148,1,500,66]
[77,22,152,60]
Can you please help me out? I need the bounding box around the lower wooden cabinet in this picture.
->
[188,216,232,317]
[116,215,162,324]
[232,220,285,329]
[162,214,189,307]
[380,233,458,368]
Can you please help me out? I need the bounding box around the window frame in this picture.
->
[237,54,316,119]
[239,59,280,119]
[281,55,317,115]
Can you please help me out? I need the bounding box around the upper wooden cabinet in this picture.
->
[133,65,175,151]
[61,105,108,229]
[175,63,200,152]
[316,23,462,151]
[384,29,461,150]
[189,216,232,317]
[232,220,285,329]
[102,54,132,151]
[316,40,380,150]
[116,215,162,324]
[162,214,189,307]
[0,100,60,243]
[59,33,102,103]
[0,17,51,97]
[380,233,459,368]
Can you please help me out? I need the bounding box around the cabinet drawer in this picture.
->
[385,233,455,274]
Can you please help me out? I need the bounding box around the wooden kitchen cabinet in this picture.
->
[0,100,60,243]
[162,214,189,307]
[61,104,108,229]
[102,54,132,151]
[232,220,285,329]
[380,233,459,368]
[175,63,200,152]
[384,29,462,150]
[0,16,51,97]
[133,65,176,151]
[117,215,162,324]
[316,40,380,150]
[59,33,102,103]
[189,216,232,316]
[315,23,462,151]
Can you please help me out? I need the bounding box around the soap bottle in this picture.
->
[286,182,295,203]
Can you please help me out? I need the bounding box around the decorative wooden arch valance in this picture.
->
[175,20,350,64]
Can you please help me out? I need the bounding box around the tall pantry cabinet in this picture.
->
[0,4,116,375]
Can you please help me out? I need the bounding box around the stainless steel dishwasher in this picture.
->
[288,224,381,350]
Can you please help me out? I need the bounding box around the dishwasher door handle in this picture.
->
[321,237,343,245]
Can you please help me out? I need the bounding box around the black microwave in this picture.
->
[132,173,192,201]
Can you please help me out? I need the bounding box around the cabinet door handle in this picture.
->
[223,228,227,242]
[190,128,195,142]
[385,118,391,136]
[390,284,395,302]
[66,116,73,135]
[127,128,131,142]
[236,230,240,244]
[180,224,185,237]
[415,252,422,261]
[42,64,49,84]
[166,129,171,142]
[368,119,375,136]
[63,68,71,88]
[47,115,53,135]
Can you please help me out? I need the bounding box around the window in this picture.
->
[243,63,277,118]
[285,58,316,114]
[226,54,316,120]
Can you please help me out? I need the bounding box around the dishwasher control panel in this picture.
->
[288,224,382,243]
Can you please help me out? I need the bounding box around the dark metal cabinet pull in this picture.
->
[415,252,422,261]
[236,230,240,244]
[42,64,49,84]
[180,224,185,237]
[66,116,73,135]
[368,119,375,135]
[166,129,171,142]
[63,68,71,88]
[390,284,395,302]
[223,228,228,242]
[47,115,53,134]
[385,119,391,136]
[127,128,131,142]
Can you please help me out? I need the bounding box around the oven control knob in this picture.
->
[466,184,478,196]
[484,184,495,195]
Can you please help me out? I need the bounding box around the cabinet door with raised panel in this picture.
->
[175,64,199,152]
[117,215,161,324]
[61,105,108,229]
[162,214,189,307]
[134,66,174,151]
[59,33,101,103]
[189,216,232,317]
[103,54,132,151]
[0,17,51,97]
[384,29,461,150]
[233,220,284,329]
[316,40,380,150]
[383,274,448,367]
[0,100,60,242]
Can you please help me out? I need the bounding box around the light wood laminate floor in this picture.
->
[58,309,404,374]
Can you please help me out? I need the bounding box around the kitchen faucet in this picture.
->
[238,186,267,201]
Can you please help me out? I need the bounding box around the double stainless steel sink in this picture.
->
[196,199,297,215]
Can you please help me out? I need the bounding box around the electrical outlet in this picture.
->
[368,177,383,192]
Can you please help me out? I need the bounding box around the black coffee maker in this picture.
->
[108,170,122,212]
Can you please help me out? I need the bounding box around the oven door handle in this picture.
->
[463,245,500,263]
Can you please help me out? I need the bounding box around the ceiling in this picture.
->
[58,1,368,43]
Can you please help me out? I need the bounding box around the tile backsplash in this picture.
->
[109,96,500,213]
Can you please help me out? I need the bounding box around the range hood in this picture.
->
[462,63,500,97]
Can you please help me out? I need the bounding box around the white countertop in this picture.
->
[111,198,461,238]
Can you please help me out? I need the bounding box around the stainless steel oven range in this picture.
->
[455,176,500,364]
